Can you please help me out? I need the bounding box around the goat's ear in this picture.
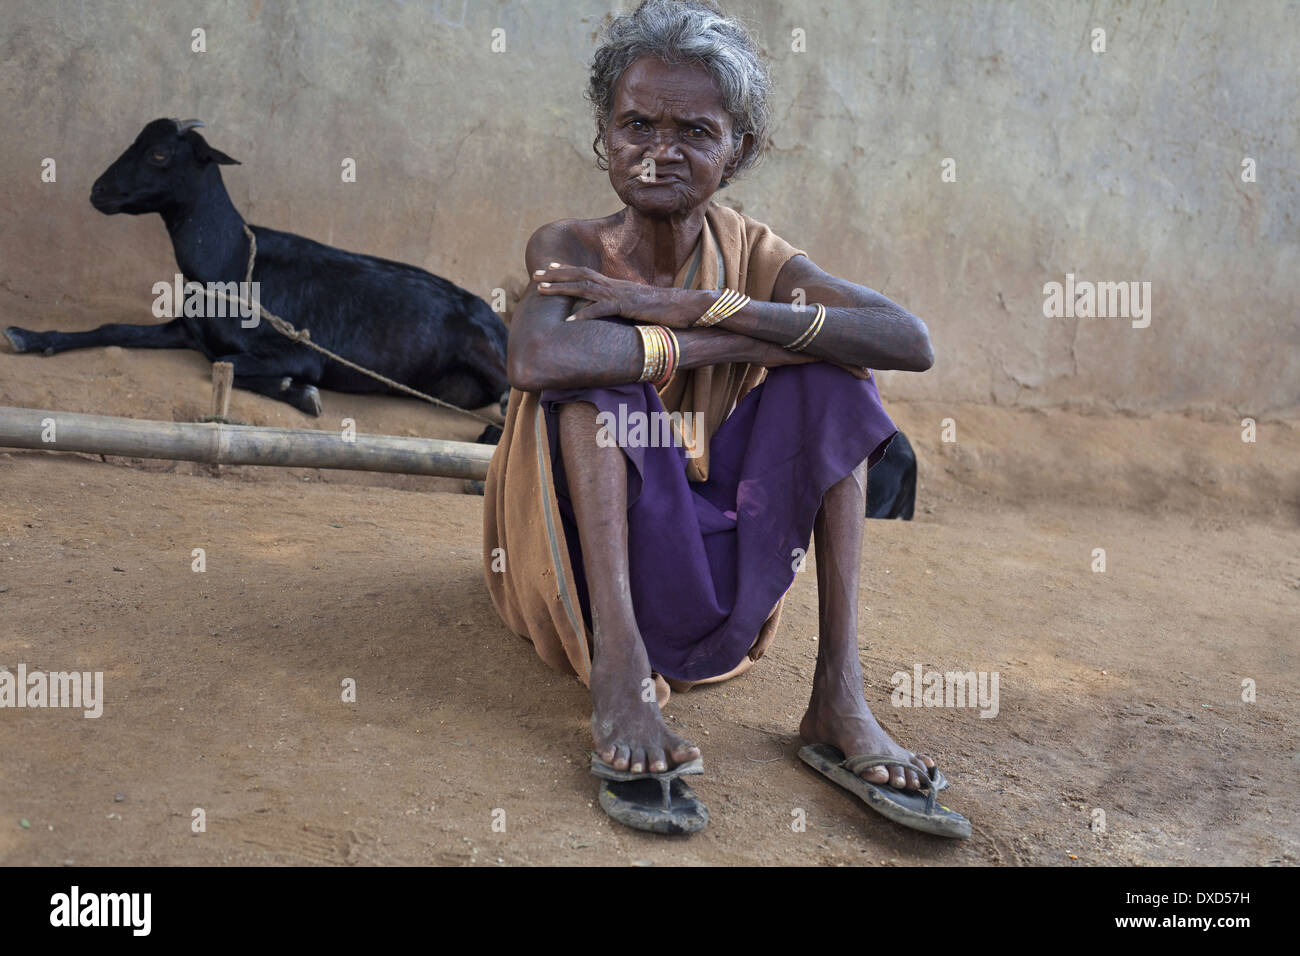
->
[191,137,241,166]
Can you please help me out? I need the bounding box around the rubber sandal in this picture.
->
[589,754,709,835]
[798,743,971,839]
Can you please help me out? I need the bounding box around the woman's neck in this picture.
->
[612,203,708,286]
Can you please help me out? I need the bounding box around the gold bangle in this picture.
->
[652,325,671,382]
[639,324,675,384]
[652,327,678,388]
[786,302,826,351]
[694,288,751,327]
[644,327,665,382]
[637,325,663,382]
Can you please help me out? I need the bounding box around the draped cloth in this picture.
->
[481,200,896,689]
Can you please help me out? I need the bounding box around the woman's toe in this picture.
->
[647,748,668,773]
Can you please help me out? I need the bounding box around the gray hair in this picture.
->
[586,0,772,187]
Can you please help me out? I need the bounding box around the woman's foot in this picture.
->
[799,686,935,791]
[590,637,700,775]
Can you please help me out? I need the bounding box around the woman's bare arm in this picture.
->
[717,255,934,372]
[507,223,809,392]
[505,223,633,391]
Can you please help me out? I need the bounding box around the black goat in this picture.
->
[4,118,509,418]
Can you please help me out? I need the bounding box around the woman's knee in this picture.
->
[556,398,601,428]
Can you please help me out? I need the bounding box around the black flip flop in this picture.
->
[798,743,971,839]
[589,754,709,835]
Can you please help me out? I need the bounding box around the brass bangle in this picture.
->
[650,325,670,382]
[637,325,650,382]
[653,326,669,382]
[693,287,751,328]
[786,302,826,351]
[637,324,663,382]
[639,324,675,384]
[652,326,678,389]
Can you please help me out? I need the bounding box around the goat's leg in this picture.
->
[4,318,195,356]
[227,374,324,416]
[214,353,324,416]
[424,365,497,411]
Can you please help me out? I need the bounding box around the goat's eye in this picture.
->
[147,151,169,166]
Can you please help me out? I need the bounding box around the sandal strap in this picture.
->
[589,753,704,782]
[841,753,938,814]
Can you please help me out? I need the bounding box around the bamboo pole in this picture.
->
[0,405,495,480]
[210,362,234,420]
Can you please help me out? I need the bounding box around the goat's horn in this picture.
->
[173,118,205,135]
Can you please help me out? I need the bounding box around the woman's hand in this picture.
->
[673,326,821,372]
[746,337,820,368]
[532,263,706,329]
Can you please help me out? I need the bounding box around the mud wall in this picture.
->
[2,0,1295,415]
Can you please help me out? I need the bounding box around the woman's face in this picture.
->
[605,55,744,218]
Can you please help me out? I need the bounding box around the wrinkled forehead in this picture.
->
[613,55,729,125]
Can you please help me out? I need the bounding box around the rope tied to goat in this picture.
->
[196,225,497,426]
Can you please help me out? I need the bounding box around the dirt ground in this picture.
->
[1,299,1297,867]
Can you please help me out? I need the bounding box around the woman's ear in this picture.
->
[722,131,754,182]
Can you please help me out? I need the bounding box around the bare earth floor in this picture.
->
[0,317,1297,866]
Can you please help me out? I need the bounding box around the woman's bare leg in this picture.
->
[799,457,937,790]
[557,400,700,774]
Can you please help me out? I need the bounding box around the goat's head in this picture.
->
[90,118,240,215]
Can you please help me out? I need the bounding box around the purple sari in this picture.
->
[539,361,897,683]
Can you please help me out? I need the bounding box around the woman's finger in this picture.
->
[534,265,600,283]
[536,280,600,298]
[566,300,622,322]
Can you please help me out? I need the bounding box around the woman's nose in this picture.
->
[643,130,684,160]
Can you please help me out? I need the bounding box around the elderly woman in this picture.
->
[483,0,967,838]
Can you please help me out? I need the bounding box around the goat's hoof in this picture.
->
[464,479,486,496]
[2,327,29,353]
[299,385,323,417]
